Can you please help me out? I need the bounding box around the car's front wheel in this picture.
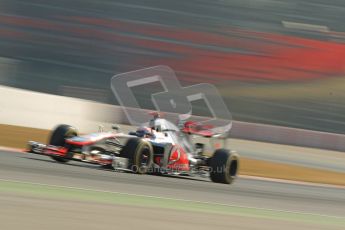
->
[49,124,78,163]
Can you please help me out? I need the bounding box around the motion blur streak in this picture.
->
[1,14,344,82]
[0,0,345,132]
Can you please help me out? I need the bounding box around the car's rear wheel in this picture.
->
[121,138,153,174]
[49,124,78,163]
[209,149,239,184]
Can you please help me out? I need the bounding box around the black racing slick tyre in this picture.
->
[49,124,78,163]
[121,138,153,174]
[209,149,239,184]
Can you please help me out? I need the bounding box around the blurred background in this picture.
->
[0,0,344,133]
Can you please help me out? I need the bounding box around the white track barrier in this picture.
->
[230,121,345,152]
[0,85,126,133]
[1,85,345,152]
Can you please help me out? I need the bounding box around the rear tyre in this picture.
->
[49,124,78,163]
[121,138,153,174]
[209,149,239,184]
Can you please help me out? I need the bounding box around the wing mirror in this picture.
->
[98,125,105,132]
[112,124,120,131]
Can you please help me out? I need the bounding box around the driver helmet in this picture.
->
[136,126,153,138]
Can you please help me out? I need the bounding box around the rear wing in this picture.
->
[180,121,223,138]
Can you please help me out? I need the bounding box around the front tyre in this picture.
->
[209,149,239,184]
[49,124,78,163]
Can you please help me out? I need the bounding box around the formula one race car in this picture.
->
[27,113,239,184]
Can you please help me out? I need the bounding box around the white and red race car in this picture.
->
[27,113,239,184]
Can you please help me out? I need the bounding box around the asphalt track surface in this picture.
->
[0,150,344,230]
